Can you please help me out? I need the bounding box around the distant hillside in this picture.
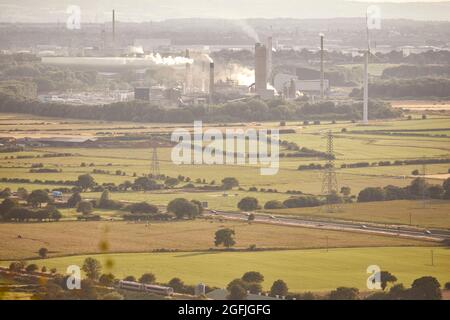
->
[0,0,450,22]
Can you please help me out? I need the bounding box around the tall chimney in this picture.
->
[185,49,191,94]
[320,33,324,99]
[363,50,369,124]
[112,10,116,43]
[255,43,267,94]
[266,36,273,83]
[209,62,215,101]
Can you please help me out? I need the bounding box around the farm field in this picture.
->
[391,101,450,112]
[0,219,432,260]
[265,200,450,229]
[0,111,450,298]
[5,247,449,292]
[1,114,449,197]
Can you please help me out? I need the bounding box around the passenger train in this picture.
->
[118,280,174,296]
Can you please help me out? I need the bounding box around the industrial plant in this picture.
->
[19,9,339,108]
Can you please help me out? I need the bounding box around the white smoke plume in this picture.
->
[227,64,254,86]
[203,54,213,63]
[233,19,260,43]
[147,53,193,65]
[267,83,278,95]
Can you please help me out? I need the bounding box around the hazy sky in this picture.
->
[0,0,449,22]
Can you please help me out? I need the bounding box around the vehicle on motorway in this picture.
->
[118,280,174,296]
[424,230,432,235]
[269,215,276,219]
[361,225,368,229]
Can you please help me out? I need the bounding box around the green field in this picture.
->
[6,247,449,292]
[1,115,449,198]
[1,112,450,296]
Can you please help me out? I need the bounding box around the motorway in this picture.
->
[206,210,450,242]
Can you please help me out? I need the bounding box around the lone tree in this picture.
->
[227,283,247,300]
[77,201,93,215]
[139,273,156,284]
[9,261,25,272]
[329,287,359,300]
[25,264,39,273]
[67,192,81,208]
[190,200,204,215]
[164,177,179,188]
[0,198,17,218]
[77,174,95,191]
[242,271,264,284]
[214,228,236,248]
[221,177,239,190]
[167,198,199,219]
[237,197,259,211]
[410,276,442,300]
[82,257,102,280]
[27,190,50,208]
[98,190,111,208]
[99,273,115,286]
[127,202,159,214]
[377,271,398,291]
[264,200,285,209]
[124,275,136,282]
[340,186,351,197]
[357,187,385,202]
[444,282,450,290]
[38,247,48,259]
[443,178,450,199]
[168,278,185,292]
[270,279,289,297]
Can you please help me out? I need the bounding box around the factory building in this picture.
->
[274,73,329,99]
[134,87,150,101]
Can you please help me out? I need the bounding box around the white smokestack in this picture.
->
[320,33,324,99]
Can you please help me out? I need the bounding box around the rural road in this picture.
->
[206,210,450,242]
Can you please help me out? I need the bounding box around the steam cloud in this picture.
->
[203,54,213,63]
[147,53,194,65]
[234,19,260,43]
[228,64,254,86]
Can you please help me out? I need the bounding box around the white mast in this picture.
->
[320,33,324,100]
[363,14,370,125]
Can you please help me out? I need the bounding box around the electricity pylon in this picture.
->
[321,131,340,213]
[150,146,160,178]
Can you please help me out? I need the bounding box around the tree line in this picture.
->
[382,65,450,79]
[357,178,450,202]
[350,78,450,99]
[0,90,401,123]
